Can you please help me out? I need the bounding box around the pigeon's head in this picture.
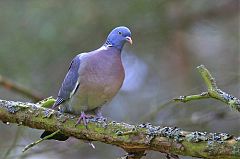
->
[106,26,132,50]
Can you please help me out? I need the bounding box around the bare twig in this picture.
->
[140,100,175,122]
[22,130,60,152]
[3,127,22,159]
[0,75,43,102]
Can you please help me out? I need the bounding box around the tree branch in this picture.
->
[0,75,43,102]
[174,65,240,112]
[22,130,61,153]
[0,98,239,158]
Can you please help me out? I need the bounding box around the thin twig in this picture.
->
[3,127,22,159]
[22,130,61,153]
[0,75,43,102]
[174,65,240,112]
[140,100,175,122]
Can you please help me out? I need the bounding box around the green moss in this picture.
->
[232,141,240,155]
[37,97,55,108]
[180,141,208,157]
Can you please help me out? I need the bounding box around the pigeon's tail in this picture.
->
[40,131,69,141]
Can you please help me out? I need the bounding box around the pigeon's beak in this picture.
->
[125,36,133,45]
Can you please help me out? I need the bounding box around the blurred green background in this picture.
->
[0,0,239,159]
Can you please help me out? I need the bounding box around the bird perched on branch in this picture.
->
[41,26,132,141]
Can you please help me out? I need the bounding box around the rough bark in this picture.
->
[0,99,239,159]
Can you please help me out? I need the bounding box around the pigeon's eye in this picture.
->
[118,31,122,35]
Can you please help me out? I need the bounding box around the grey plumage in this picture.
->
[41,26,132,141]
[52,55,81,109]
[53,47,125,115]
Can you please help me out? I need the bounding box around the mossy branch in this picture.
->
[0,98,239,159]
[174,65,240,112]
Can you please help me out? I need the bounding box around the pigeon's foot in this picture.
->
[75,111,93,128]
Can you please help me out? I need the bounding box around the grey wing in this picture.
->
[52,55,81,108]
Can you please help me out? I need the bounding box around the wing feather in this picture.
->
[52,55,81,108]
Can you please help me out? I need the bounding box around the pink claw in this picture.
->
[75,111,92,128]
